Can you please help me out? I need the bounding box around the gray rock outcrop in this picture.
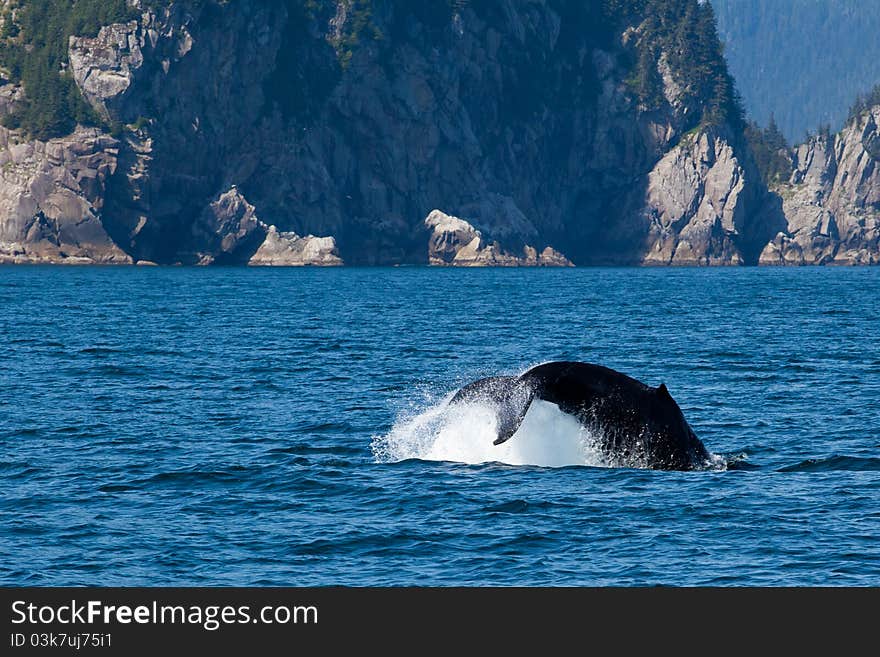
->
[195,186,342,266]
[425,209,572,266]
[760,106,880,265]
[192,186,265,265]
[68,20,145,120]
[642,128,752,265]
[0,124,131,264]
[249,226,343,266]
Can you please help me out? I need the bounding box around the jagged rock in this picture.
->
[58,1,733,265]
[758,235,806,266]
[424,209,572,266]
[425,209,479,264]
[0,85,23,119]
[194,186,342,266]
[764,106,880,264]
[193,186,265,264]
[68,3,193,120]
[657,52,687,115]
[5,1,874,267]
[249,226,343,266]
[68,21,144,119]
[533,246,574,266]
[642,129,751,265]
[0,126,131,264]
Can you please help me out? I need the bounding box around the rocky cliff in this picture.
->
[759,105,880,265]
[0,0,872,266]
[0,85,131,264]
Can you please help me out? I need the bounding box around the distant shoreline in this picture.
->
[2,261,878,269]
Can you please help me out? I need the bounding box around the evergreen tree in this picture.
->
[632,43,664,110]
[745,114,792,186]
[0,0,136,139]
[614,0,744,130]
[847,84,880,123]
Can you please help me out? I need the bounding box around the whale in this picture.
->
[449,361,710,470]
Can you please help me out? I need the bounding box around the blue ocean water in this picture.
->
[1,266,879,586]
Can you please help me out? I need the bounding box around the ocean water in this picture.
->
[1,266,879,586]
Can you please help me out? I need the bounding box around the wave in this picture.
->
[482,499,559,514]
[778,455,880,473]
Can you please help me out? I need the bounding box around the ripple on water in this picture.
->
[1,266,879,585]
[778,456,880,473]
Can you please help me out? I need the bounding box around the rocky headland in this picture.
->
[0,0,876,266]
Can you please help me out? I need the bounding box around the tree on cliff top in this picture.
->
[619,0,744,131]
[713,0,880,143]
[745,114,792,187]
[0,0,136,140]
[847,84,880,124]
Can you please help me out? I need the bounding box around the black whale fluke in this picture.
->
[448,361,710,471]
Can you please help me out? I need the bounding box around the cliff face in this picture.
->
[0,0,857,266]
[760,105,880,265]
[642,125,762,265]
[0,86,131,264]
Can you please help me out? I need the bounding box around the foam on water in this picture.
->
[374,394,731,470]
[373,397,608,468]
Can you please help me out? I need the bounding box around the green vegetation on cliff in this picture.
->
[0,0,136,139]
[613,0,744,130]
[744,115,791,187]
[744,81,880,189]
[0,0,745,141]
[847,84,880,125]
[266,0,742,131]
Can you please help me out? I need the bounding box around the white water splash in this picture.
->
[372,397,608,468]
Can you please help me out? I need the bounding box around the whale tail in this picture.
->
[492,383,537,445]
[449,375,537,446]
[447,362,712,469]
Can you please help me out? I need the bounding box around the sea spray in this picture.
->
[373,398,608,468]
